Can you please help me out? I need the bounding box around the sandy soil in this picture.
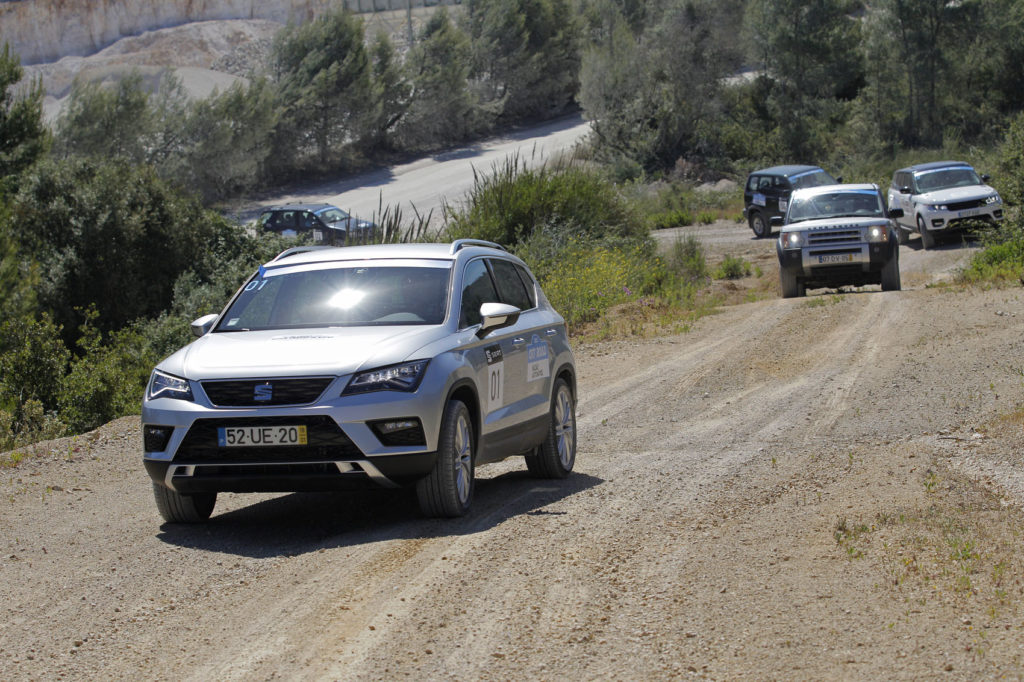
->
[4,227,1024,679]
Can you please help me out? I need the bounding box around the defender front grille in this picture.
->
[806,229,861,247]
[176,416,363,463]
[201,377,334,407]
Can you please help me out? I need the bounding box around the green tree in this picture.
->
[580,0,744,172]
[271,9,372,169]
[744,0,863,160]
[363,31,410,151]
[0,42,49,192]
[400,9,478,148]
[55,72,153,163]
[9,158,242,338]
[0,313,70,411]
[463,0,582,122]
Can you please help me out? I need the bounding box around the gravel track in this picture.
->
[4,234,1024,679]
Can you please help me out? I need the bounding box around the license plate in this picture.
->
[957,208,981,219]
[818,253,854,264]
[217,425,308,447]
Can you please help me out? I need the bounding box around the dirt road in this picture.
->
[4,229,1024,679]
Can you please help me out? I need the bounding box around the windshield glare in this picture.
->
[787,191,884,224]
[790,169,836,190]
[216,265,451,331]
[914,168,982,193]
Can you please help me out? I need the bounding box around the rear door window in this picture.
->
[489,259,533,311]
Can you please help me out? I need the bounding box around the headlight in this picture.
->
[343,360,429,395]
[985,194,1002,205]
[780,231,804,249]
[928,203,947,211]
[148,370,193,402]
[865,225,889,243]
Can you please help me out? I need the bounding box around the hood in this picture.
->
[158,325,449,380]
[916,184,996,203]
[782,216,891,232]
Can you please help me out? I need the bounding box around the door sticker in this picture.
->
[526,335,550,382]
[485,344,504,413]
[752,192,766,207]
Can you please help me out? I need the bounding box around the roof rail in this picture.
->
[271,245,335,262]
[449,239,506,254]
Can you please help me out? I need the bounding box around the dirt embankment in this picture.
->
[3,232,1024,679]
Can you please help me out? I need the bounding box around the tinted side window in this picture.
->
[490,259,532,311]
[514,265,538,308]
[460,259,499,328]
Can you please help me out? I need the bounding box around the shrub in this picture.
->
[0,313,70,411]
[714,254,752,279]
[960,216,1024,284]
[665,234,709,284]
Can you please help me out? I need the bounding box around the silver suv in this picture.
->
[888,161,1003,249]
[142,240,577,522]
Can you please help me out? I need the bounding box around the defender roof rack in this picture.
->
[449,239,506,254]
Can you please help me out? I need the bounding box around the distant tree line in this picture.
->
[578,0,1024,178]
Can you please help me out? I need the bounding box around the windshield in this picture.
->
[317,207,350,223]
[787,190,884,224]
[914,167,982,193]
[789,169,836,190]
[216,264,452,331]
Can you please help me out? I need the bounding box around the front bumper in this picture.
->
[142,374,446,493]
[777,238,896,289]
[918,204,1003,232]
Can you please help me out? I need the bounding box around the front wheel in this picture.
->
[153,483,216,523]
[779,268,804,298]
[881,254,901,291]
[918,216,935,249]
[417,400,474,517]
[749,212,770,238]
[525,378,577,478]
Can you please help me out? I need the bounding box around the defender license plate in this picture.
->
[218,425,308,447]
[818,253,854,264]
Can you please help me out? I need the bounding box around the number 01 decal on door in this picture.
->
[485,344,504,414]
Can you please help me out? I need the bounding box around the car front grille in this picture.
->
[806,228,862,247]
[946,199,986,212]
[176,416,362,463]
[201,377,334,407]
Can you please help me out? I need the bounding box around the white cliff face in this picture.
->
[0,0,385,66]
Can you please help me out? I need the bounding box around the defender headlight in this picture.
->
[148,370,194,402]
[985,194,1002,205]
[343,360,429,395]
[780,231,804,249]
[865,225,889,243]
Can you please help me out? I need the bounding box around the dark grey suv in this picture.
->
[743,165,838,238]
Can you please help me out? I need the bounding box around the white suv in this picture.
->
[888,161,1003,249]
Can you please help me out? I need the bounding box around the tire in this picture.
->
[918,215,935,249]
[749,211,770,239]
[525,378,577,479]
[417,400,474,518]
[779,268,804,298]
[881,253,901,291]
[152,483,216,523]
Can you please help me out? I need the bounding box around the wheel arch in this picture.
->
[446,378,481,455]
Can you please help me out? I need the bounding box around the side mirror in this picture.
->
[899,186,912,194]
[982,173,991,183]
[835,176,843,184]
[889,207,904,219]
[190,313,219,338]
[477,302,520,338]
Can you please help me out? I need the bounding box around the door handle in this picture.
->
[545,329,557,336]
[512,337,526,345]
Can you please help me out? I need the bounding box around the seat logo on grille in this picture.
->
[254,383,273,402]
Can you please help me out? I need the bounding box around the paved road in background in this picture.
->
[239,114,591,227]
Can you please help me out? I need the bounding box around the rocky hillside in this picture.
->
[0,0,417,65]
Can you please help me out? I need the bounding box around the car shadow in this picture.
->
[901,232,983,252]
[156,470,604,559]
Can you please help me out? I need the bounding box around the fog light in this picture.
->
[370,418,426,447]
[143,425,174,452]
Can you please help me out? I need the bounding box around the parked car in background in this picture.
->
[775,184,902,298]
[259,203,376,244]
[888,161,1003,249]
[743,165,839,238]
[142,240,577,523]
